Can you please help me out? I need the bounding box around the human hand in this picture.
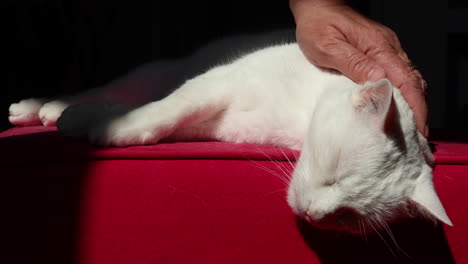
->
[290,0,428,137]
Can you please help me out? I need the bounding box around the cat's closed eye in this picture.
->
[323,178,336,186]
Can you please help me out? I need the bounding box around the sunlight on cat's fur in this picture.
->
[9,32,451,234]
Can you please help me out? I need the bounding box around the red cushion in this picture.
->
[1,126,467,264]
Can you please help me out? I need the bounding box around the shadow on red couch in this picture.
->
[298,217,455,264]
[3,139,87,263]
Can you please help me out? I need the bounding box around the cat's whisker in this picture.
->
[368,218,396,258]
[275,162,293,182]
[377,217,398,251]
[267,188,288,195]
[360,219,369,245]
[277,147,297,172]
[247,158,290,185]
[249,145,294,184]
[261,166,290,185]
[376,215,411,259]
[268,157,293,182]
[358,218,365,242]
[254,145,297,183]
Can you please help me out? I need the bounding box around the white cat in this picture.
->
[9,36,451,233]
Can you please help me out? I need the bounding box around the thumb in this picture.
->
[316,40,386,84]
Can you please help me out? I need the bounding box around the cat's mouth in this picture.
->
[302,208,370,234]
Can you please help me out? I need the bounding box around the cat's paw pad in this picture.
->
[38,100,70,126]
[9,98,47,126]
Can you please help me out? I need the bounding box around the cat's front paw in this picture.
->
[9,98,47,126]
[38,100,70,126]
[88,117,161,147]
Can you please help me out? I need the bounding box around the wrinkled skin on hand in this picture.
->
[290,0,428,137]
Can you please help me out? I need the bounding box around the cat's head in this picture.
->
[287,79,452,233]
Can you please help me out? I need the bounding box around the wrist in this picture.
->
[290,0,348,22]
[290,0,347,9]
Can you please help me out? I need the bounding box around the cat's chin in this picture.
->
[301,209,390,235]
[303,217,373,235]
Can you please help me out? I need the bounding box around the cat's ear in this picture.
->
[352,79,393,129]
[410,170,453,226]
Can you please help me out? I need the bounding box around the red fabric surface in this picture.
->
[1,126,467,264]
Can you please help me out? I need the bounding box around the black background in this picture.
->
[3,0,468,134]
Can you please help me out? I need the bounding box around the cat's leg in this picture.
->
[58,74,230,146]
[8,68,160,127]
[9,59,186,127]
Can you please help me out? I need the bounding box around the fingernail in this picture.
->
[420,79,428,95]
[367,66,386,82]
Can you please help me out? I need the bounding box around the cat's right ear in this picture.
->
[352,78,393,130]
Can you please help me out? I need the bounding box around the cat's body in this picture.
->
[9,34,451,233]
[144,43,345,149]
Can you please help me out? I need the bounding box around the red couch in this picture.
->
[1,126,467,264]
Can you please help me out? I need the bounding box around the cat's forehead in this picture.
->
[310,105,372,146]
[312,87,359,124]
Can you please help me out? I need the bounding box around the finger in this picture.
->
[370,49,429,136]
[312,39,386,84]
[401,80,429,137]
[397,51,411,65]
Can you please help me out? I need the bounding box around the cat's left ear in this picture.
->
[352,78,393,129]
[410,167,453,226]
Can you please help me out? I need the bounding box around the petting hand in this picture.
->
[290,0,429,137]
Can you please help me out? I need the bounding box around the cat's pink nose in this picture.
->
[304,209,326,222]
[304,207,360,228]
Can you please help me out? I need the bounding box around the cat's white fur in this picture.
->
[9,41,451,233]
